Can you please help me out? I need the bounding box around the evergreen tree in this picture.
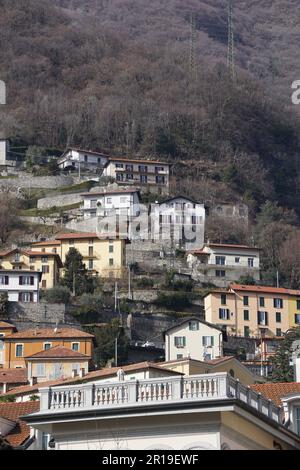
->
[270,327,300,382]
[61,248,94,296]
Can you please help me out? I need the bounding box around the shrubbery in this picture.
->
[43,286,71,304]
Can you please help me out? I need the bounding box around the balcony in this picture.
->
[39,373,281,424]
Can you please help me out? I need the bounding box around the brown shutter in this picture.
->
[5,276,9,285]
[30,293,33,302]
[30,276,34,285]
[18,292,22,302]
[19,276,23,285]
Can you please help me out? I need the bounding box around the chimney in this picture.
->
[79,368,85,378]
[71,370,78,378]
[29,377,37,386]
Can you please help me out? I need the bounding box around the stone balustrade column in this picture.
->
[40,387,50,410]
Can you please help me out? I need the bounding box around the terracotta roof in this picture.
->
[0,369,27,384]
[205,243,260,251]
[31,240,61,246]
[81,188,140,197]
[5,328,94,340]
[106,156,169,165]
[251,382,300,406]
[164,317,222,336]
[0,248,18,257]
[25,346,90,360]
[3,361,182,397]
[23,250,61,258]
[55,232,129,242]
[0,321,16,330]
[0,401,40,447]
[230,284,300,296]
[60,148,109,159]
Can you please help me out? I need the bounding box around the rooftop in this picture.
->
[106,156,170,165]
[205,243,260,251]
[0,368,27,384]
[81,188,140,197]
[32,240,61,247]
[4,327,94,340]
[25,346,91,360]
[0,401,40,447]
[251,382,300,407]
[230,284,300,296]
[0,321,16,330]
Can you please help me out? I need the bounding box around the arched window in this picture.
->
[229,369,235,377]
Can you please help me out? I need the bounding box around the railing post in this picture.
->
[128,380,138,403]
[85,384,93,407]
[257,393,262,413]
[218,374,227,398]
[235,379,240,399]
[246,386,251,406]
[40,387,50,410]
[268,399,273,419]
[172,376,182,400]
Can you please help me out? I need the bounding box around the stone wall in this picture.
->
[0,174,75,190]
[5,302,80,331]
[37,193,83,209]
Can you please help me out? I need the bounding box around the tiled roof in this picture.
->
[0,321,16,330]
[55,232,98,240]
[230,284,300,296]
[81,188,140,197]
[206,243,260,251]
[251,382,300,406]
[23,250,60,258]
[5,328,94,340]
[3,362,182,397]
[25,345,90,359]
[32,240,61,246]
[106,156,170,165]
[0,369,27,384]
[60,148,109,158]
[0,401,40,447]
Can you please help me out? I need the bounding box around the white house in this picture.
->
[187,243,260,287]
[0,270,41,303]
[81,188,140,220]
[164,317,223,362]
[23,371,300,450]
[151,196,205,249]
[103,157,170,195]
[57,148,109,172]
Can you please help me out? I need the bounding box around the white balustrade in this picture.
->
[39,373,281,424]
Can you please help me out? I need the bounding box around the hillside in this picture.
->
[0,0,300,215]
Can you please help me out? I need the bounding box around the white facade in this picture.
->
[165,319,223,362]
[0,270,41,303]
[151,197,205,249]
[58,149,109,171]
[81,189,140,220]
[187,244,260,287]
[23,372,300,450]
[0,139,7,166]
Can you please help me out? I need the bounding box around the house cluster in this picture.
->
[1,317,300,450]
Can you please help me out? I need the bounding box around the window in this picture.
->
[20,275,34,285]
[116,173,124,181]
[44,343,51,350]
[177,354,183,359]
[19,292,33,302]
[109,258,114,266]
[116,163,124,168]
[276,328,282,337]
[216,256,225,266]
[36,363,46,377]
[97,158,101,164]
[259,297,265,307]
[243,296,249,306]
[273,298,283,309]
[258,311,268,326]
[109,245,114,253]
[84,155,88,162]
[89,246,93,257]
[72,343,79,352]
[219,308,230,320]
[221,294,227,305]
[125,164,133,172]
[202,336,214,347]
[88,239,94,245]
[0,275,8,285]
[15,344,24,357]
[139,165,148,173]
[14,253,20,262]
[126,174,133,180]
[174,337,186,348]
[72,363,80,374]
[244,310,249,321]
[120,196,128,203]
[295,314,300,325]
[106,197,112,204]
[155,166,164,173]
[235,257,240,263]
[156,175,165,184]
[248,258,254,267]
[140,175,148,183]
[41,256,48,263]
[276,312,281,323]
[29,257,35,264]
[42,265,49,274]
[88,259,94,270]
[216,270,226,277]
[189,321,199,331]
[296,407,300,436]
[244,326,250,337]
[297,300,300,310]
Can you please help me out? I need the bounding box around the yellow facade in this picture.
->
[288,296,300,328]
[27,358,90,383]
[0,249,61,290]
[204,285,300,338]
[4,336,93,369]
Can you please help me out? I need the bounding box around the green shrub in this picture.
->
[155,292,192,311]
[136,277,154,288]
[172,279,194,292]
[0,395,16,403]
[43,286,71,304]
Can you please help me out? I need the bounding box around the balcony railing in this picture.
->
[39,373,281,424]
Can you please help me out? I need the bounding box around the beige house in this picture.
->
[164,318,223,362]
[25,346,91,383]
[103,157,170,195]
[33,232,129,279]
[204,284,295,338]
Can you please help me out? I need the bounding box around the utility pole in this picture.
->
[128,265,132,300]
[227,0,235,80]
[114,281,118,311]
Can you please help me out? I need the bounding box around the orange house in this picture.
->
[3,328,94,369]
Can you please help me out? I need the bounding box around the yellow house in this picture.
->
[204,284,300,338]
[34,232,129,279]
[25,345,91,383]
[159,356,265,385]
[0,248,62,290]
[3,327,94,369]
